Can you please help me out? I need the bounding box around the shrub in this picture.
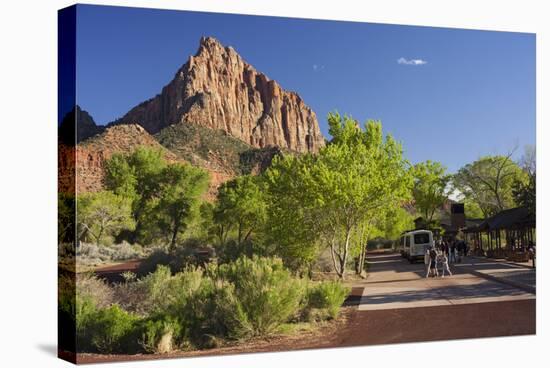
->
[139,315,182,354]
[136,242,213,277]
[58,274,77,351]
[76,273,114,308]
[72,275,142,353]
[178,277,251,347]
[76,243,101,259]
[112,274,151,316]
[216,256,307,337]
[305,281,349,320]
[112,241,144,261]
[87,305,141,354]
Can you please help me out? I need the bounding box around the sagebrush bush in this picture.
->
[149,266,205,319]
[71,256,347,354]
[87,305,141,354]
[113,275,150,316]
[139,315,182,354]
[76,273,114,308]
[112,241,144,261]
[306,281,349,320]
[216,256,307,337]
[74,295,99,352]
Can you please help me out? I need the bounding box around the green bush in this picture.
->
[216,256,307,337]
[87,305,141,354]
[139,315,182,354]
[71,256,342,354]
[306,281,349,320]
[124,264,204,316]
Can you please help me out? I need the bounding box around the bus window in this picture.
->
[405,236,410,247]
[414,233,430,244]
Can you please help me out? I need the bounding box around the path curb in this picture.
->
[468,255,535,270]
[469,269,536,294]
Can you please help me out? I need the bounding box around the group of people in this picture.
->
[425,239,469,278]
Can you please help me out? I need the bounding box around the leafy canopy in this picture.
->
[412,160,450,223]
[453,154,527,217]
[76,191,134,245]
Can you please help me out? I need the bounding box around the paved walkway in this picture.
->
[355,252,535,311]
[454,256,536,293]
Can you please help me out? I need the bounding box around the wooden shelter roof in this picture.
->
[464,207,535,233]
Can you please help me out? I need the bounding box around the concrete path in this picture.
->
[453,257,536,293]
[356,252,535,311]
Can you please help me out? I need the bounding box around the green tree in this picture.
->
[76,191,134,245]
[265,112,412,278]
[412,160,450,225]
[104,147,166,243]
[319,113,412,279]
[213,175,267,247]
[463,198,485,219]
[58,193,76,244]
[453,153,527,217]
[155,163,209,250]
[263,153,321,272]
[379,206,415,240]
[513,145,536,215]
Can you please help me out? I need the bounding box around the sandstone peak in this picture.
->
[115,37,325,153]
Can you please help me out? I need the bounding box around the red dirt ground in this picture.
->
[71,299,535,364]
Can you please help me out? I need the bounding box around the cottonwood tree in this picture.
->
[350,205,414,276]
[104,147,166,243]
[513,145,536,215]
[412,160,450,225]
[58,193,76,244]
[212,175,267,246]
[155,163,209,250]
[265,113,411,279]
[76,191,134,245]
[453,152,527,218]
[319,113,412,279]
[263,153,321,272]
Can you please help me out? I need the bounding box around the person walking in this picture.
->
[443,241,449,258]
[425,248,431,278]
[437,250,452,277]
[429,247,438,277]
[450,241,457,264]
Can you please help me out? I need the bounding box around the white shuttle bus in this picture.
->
[400,230,434,263]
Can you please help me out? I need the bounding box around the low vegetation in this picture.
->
[60,256,349,354]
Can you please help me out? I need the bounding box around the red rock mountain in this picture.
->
[115,37,325,153]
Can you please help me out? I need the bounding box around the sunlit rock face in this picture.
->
[116,36,325,153]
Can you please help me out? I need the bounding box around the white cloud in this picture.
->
[397,57,427,66]
[312,64,325,72]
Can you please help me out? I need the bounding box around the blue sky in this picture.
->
[72,4,535,173]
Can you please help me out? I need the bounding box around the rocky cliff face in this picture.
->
[116,37,325,153]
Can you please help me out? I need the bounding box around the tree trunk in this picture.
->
[237,222,243,245]
[339,227,352,280]
[170,221,179,251]
[329,237,342,278]
[96,226,104,246]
